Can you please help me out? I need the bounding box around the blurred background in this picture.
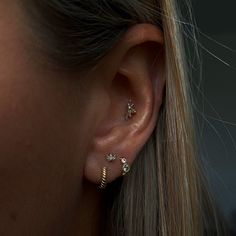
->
[190,0,236,233]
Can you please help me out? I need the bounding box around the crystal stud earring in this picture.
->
[106,153,117,162]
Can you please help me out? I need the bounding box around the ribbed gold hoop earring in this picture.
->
[99,166,107,189]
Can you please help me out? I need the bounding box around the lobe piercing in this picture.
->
[106,153,117,162]
[105,153,131,176]
[99,166,108,189]
[119,157,130,176]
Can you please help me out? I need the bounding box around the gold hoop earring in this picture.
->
[99,166,108,189]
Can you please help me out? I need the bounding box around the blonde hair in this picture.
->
[21,0,228,235]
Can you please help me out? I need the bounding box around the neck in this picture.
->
[69,179,105,236]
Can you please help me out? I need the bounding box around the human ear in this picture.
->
[84,23,165,187]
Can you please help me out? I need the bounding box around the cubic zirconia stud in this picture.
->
[106,153,117,162]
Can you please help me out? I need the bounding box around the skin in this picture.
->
[0,1,165,236]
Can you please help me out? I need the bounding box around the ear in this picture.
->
[84,23,165,186]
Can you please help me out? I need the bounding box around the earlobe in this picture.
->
[83,23,165,188]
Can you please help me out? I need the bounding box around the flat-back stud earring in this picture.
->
[125,99,136,120]
[106,153,117,162]
[99,166,108,189]
[119,157,130,176]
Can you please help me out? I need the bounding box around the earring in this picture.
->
[125,99,136,120]
[119,157,130,176]
[99,166,108,189]
[106,153,117,162]
[105,153,131,176]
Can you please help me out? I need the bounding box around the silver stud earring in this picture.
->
[125,99,136,120]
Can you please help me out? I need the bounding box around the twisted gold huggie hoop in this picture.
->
[99,167,107,189]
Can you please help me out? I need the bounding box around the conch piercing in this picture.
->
[99,166,108,189]
[125,99,136,120]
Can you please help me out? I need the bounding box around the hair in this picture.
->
[19,0,228,235]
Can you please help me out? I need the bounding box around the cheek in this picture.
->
[0,66,89,234]
[0,3,93,234]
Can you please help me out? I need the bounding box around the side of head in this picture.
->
[0,0,227,235]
